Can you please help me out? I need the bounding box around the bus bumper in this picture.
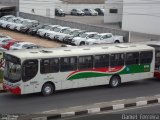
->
[3,84,21,95]
[154,71,160,79]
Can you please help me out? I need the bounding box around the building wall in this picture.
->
[0,0,19,15]
[19,0,62,18]
[122,0,160,35]
[104,0,123,23]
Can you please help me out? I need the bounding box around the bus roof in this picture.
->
[5,44,154,59]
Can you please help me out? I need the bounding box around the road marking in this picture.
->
[98,103,160,114]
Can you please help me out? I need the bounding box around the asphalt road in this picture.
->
[0,78,160,114]
[64,104,160,120]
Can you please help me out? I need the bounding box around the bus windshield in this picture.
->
[4,55,21,83]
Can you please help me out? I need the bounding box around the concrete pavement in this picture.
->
[18,94,160,120]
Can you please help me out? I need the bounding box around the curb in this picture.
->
[18,95,160,120]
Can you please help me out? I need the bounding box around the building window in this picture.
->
[109,9,118,13]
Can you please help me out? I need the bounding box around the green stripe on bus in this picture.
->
[67,64,150,81]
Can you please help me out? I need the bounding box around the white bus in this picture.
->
[3,44,155,96]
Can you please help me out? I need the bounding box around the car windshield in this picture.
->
[77,9,82,12]
[91,34,102,39]
[15,19,23,24]
[79,33,88,38]
[62,29,71,34]
[90,9,96,12]
[54,27,61,32]
[69,30,79,35]
[59,9,64,12]
[4,55,21,83]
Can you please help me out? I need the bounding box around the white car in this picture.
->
[0,34,12,41]
[46,26,70,40]
[10,42,38,50]
[36,25,60,37]
[54,28,80,42]
[71,32,98,46]
[0,15,15,27]
[1,17,16,28]
[85,33,124,45]
[15,19,39,32]
[8,17,24,30]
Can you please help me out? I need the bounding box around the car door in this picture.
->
[104,34,114,43]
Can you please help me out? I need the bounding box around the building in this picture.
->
[19,0,63,18]
[104,0,160,35]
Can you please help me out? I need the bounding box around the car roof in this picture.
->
[85,32,98,34]
[99,33,112,35]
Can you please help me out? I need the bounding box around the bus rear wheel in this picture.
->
[41,83,54,96]
[109,75,121,88]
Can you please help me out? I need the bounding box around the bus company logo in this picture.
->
[144,65,150,68]
[144,65,150,72]
[126,67,130,72]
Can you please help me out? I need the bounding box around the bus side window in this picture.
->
[60,57,77,72]
[94,54,109,68]
[140,51,153,64]
[22,59,38,82]
[110,53,125,67]
[78,56,93,70]
[40,58,59,74]
[126,52,139,65]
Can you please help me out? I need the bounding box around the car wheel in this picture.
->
[114,40,120,43]
[79,42,85,46]
[41,83,55,96]
[109,75,121,88]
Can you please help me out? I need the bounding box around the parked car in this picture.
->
[37,25,61,38]
[85,33,124,45]
[71,32,98,46]
[0,39,12,47]
[19,20,39,33]
[1,17,15,28]
[46,26,70,40]
[83,8,98,16]
[7,17,24,30]
[94,8,104,15]
[28,24,50,35]
[63,30,86,44]
[54,28,80,42]
[1,40,22,50]
[0,15,15,27]
[10,42,41,50]
[0,34,12,41]
[70,9,85,16]
[55,8,65,16]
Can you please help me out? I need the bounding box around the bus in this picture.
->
[144,41,160,79]
[3,44,155,96]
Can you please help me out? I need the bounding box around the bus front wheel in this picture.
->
[41,83,55,96]
[109,75,121,88]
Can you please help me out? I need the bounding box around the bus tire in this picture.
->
[109,75,121,88]
[41,83,55,96]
